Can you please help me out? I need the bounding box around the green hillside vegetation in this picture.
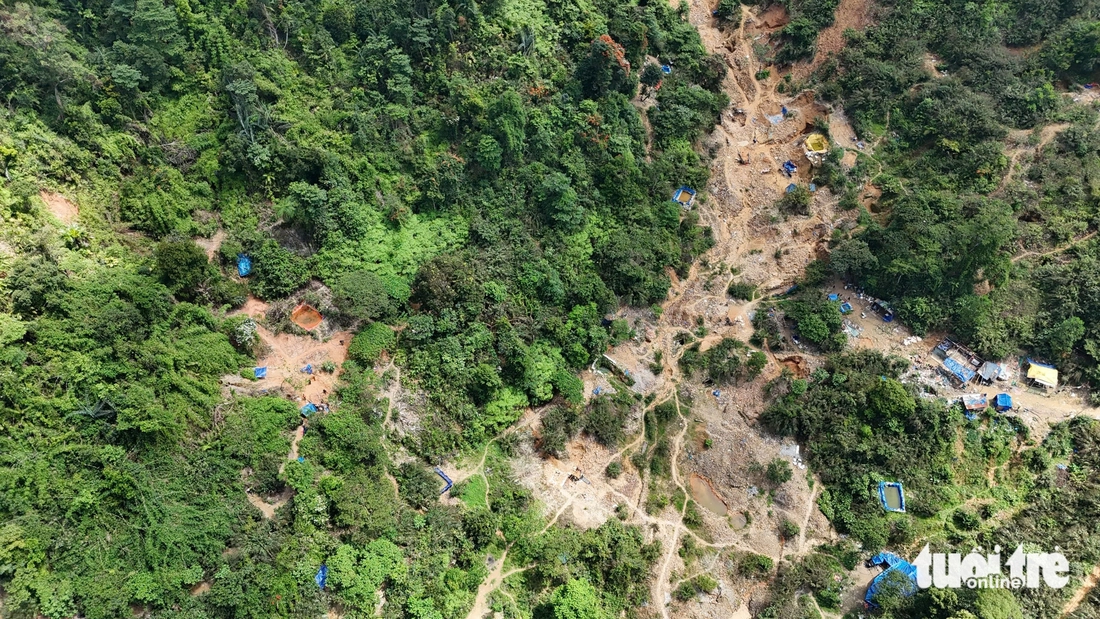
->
[0,0,718,616]
[804,0,1100,394]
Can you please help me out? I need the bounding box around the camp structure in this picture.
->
[803,133,829,166]
[942,357,976,385]
[976,361,1002,385]
[864,552,918,607]
[434,467,454,495]
[1026,359,1058,389]
[878,481,906,513]
[672,186,696,209]
[994,393,1013,412]
[961,393,988,412]
[291,303,324,331]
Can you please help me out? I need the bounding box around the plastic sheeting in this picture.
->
[300,402,318,416]
[315,565,328,589]
[434,467,454,495]
[878,481,906,513]
[864,552,918,606]
[995,393,1012,411]
[236,254,252,277]
[942,357,975,383]
[1027,362,1058,388]
[254,367,267,379]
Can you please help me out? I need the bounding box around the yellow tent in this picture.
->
[805,133,828,153]
[1027,364,1058,388]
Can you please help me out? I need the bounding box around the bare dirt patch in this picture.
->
[40,191,78,225]
[194,229,226,261]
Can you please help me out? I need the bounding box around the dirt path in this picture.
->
[229,296,350,519]
[1012,230,1097,263]
[1062,563,1100,617]
[464,550,509,619]
[195,229,226,261]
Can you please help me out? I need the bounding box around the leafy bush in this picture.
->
[348,323,396,365]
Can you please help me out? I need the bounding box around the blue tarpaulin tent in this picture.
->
[236,254,252,277]
[864,552,918,607]
[434,467,454,495]
[300,402,318,416]
[661,64,672,74]
[301,364,313,375]
[995,393,1012,411]
[828,293,840,301]
[782,161,798,177]
[840,302,853,314]
[942,358,975,383]
[315,565,328,589]
[254,367,267,379]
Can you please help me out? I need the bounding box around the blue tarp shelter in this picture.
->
[661,64,672,74]
[785,183,797,192]
[236,254,252,277]
[864,552,918,607]
[434,467,454,495]
[828,293,840,301]
[840,302,853,314]
[315,565,328,589]
[301,364,313,375]
[300,402,318,417]
[809,183,817,192]
[782,161,797,177]
[942,358,975,384]
[878,481,906,513]
[995,393,1012,411]
[254,367,267,379]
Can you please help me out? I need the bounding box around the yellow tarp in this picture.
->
[1027,364,1058,388]
[805,133,829,153]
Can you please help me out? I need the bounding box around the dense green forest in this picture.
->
[805,0,1100,393]
[0,0,723,616]
[5,0,1100,617]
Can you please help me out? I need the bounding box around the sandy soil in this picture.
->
[1062,563,1100,617]
[795,0,876,79]
[224,296,352,519]
[195,229,226,261]
[40,191,78,225]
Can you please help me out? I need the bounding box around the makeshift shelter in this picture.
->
[942,358,975,384]
[236,254,252,277]
[961,393,988,411]
[1026,360,1058,389]
[994,393,1013,412]
[300,402,318,417]
[254,367,267,379]
[828,293,840,301]
[878,481,906,513]
[314,565,328,589]
[976,361,1001,385]
[864,552,918,607]
[290,304,324,331]
[672,186,696,208]
[434,467,454,495]
[781,160,798,177]
[661,64,672,74]
[961,393,988,420]
[804,133,829,166]
[840,302,853,314]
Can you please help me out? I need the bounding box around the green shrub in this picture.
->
[727,281,756,301]
[605,461,622,478]
[348,323,396,365]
